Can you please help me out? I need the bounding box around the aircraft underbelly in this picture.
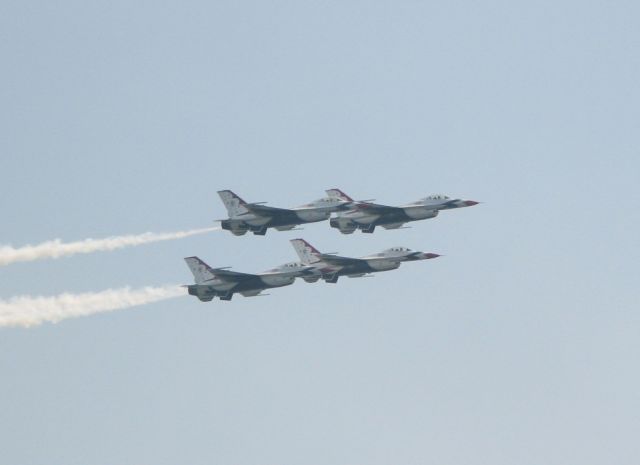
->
[337,263,372,276]
[295,210,330,222]
[245,217,271,227]
[226,277,271,294]
[254,212,307,229]
[352,213,381,224]
[260,275,295,288]
[367,260,401,271]
[405,207,438,220]
[359,211,411,225]
[209,281,237,292]
[189,283,235,298]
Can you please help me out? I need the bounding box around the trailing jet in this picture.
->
[184,256,313,301]
[325,188,479,234]
[290,238,440,284]
[217,190,352,236]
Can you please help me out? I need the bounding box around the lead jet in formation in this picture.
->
[217,190,352,236]
[326,188,479,234]
[290,238,440,283]
[184,256,313,301]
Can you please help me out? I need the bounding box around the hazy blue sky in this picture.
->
[1,1,639,464]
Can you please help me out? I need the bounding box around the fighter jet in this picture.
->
[290,238,440,284]
[326,188,479,234]
[217,190,352,236]
[184,256,313,301]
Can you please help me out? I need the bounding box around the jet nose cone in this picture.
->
[465,200,479,207]
[424,253,440,259]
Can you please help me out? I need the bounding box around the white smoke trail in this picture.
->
[0,285,185,328]
[0,227,219,267]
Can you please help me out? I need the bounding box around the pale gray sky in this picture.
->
[1,1,639,464]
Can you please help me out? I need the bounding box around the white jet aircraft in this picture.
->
[326,188,479,234]
[290,238,440,284]
[217,190,352,236]
[184,256,314,301]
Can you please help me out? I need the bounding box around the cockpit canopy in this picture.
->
[385,247,411,253]
[409,194,451,205]
[267,262,305,272]
[282,262,304,268]
[302,197,344,207]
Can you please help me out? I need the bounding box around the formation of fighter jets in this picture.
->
[183,189,479,301]
[217,189,477,235]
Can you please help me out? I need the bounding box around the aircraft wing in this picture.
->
[209,269,259,282]
[316,254,366,266]
[244,203,296,216]
[354,202,405,215]
[240,204,302,225]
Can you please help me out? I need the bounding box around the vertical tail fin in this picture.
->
[217,190,250,217]
[184,256,217,284]
[290,239,322,264]
[325,188,354,202]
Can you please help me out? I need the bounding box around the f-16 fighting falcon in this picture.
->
[217,190,353,236]
[290,238,440,284]
[184,256,314,301]
[325,188,479,234]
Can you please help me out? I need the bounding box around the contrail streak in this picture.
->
[0,227,219,266]
[0,285,185,328]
